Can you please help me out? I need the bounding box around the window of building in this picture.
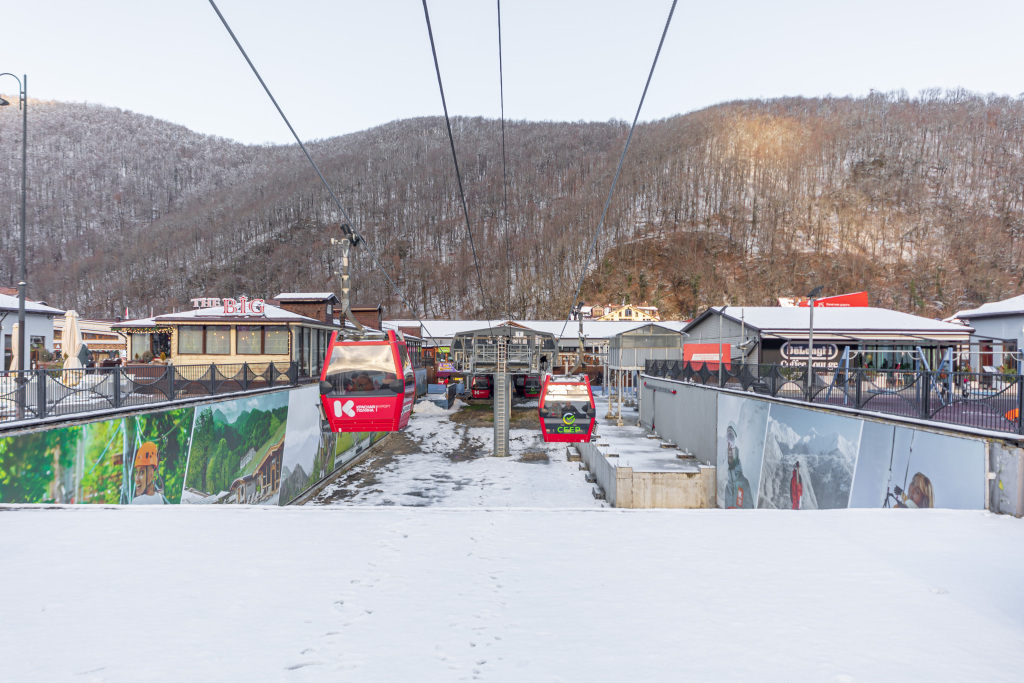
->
[265,327,289,354]
[237,326,263,354]
[178,327,203,354]
[178,326,231,355]
[233,325,290,355]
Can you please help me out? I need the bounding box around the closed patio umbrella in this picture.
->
[63,310,87,371]
[7,323,20,372]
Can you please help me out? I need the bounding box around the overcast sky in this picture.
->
[3,1,1024,146]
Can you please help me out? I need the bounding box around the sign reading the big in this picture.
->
[191,297,265,315]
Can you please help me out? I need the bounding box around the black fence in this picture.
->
[644,359,1024,436]
[0,361,299,426]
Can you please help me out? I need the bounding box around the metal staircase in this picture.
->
[493,340,511,457]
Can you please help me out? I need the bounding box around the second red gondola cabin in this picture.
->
[538,375,596,443]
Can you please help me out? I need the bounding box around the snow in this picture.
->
[312,399,600,508]
[1,508,1021,681]
[3,398,1023,681]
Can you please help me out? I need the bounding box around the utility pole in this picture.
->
[806,286,823,399]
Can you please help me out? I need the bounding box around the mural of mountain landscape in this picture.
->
[182,392,289,505]
[758,405,862,510]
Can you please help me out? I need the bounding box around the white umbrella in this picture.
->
[7,323,20,372]
[63,310,87,371]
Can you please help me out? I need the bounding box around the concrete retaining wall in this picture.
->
[640,377,718,466]
[641,373,1024,516]
[579,440,715,509]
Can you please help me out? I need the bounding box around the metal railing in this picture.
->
[0,361,299,426]
[644,360,1024,435]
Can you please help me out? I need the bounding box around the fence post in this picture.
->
[36,368,47,419]
[113,366,121,408]
[209,363,216,394]
[167,365,175,400]
[855,367,863,409]
[921,370,931,419]
[1017,374,1024,436]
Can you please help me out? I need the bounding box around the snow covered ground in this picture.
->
[311,399,603,508]
[1,507,1022,682]
[3,399,1023,681]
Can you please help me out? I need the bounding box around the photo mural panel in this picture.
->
[280,385,331,506]
[0,407,195,505]
[124,407,195,505]
[717,393,770,508]
[757,404,863,510]
[182,392,289,505]
[278,386,389,505]
[848,421,896,508]
[880,428,985,509]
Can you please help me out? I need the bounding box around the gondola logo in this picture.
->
[562,413,576,426]
[341,400,356,417]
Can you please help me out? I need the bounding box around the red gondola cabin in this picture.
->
[470,374,493,399]
[538,375,597,443]
[523,375,541,399]
[319,330,415,433]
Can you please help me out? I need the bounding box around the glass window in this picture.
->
[265,327,289,355]
[206,327,231,355]
[178,327,203,354]
[237,326,262,354]
[322,343,400,396]
[540,382,594,418]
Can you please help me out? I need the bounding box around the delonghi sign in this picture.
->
[780,342,840,369]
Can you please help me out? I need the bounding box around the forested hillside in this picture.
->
[1,90,1022,321]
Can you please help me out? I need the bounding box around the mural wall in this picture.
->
[717,393,986,510]
[0,386,385,505]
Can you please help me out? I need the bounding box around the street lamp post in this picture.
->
[806,285,823,399]
[0,73,27,374]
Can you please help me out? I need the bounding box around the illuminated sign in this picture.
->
[191,296,266,315]
[781,342,839,361]
[562,413,576,426]
[556,425,584,434]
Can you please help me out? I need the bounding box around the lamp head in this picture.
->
[807,285,824,299]
[0,96,10,107]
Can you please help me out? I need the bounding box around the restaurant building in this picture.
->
[682,306,973,371]
[114,296,342,379]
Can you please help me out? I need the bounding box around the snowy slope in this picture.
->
[0,508,1021,682]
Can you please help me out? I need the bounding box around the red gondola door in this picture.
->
[319,330,416,433]
[538,375,597,443]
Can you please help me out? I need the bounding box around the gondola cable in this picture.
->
[421,0,495,330]
[557,0,678,341]
[497,0,513,329]
[207,0,439,346]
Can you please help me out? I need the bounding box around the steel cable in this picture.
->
[208,0,439,344]
[558,0,678,340]
[421,0,495,330]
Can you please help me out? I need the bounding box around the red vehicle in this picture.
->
[470,374,493,399]
[523,375,541,399]
[538,375,597,443]
[319,330,415,433]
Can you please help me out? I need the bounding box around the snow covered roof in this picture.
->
[952,294,1024,320]
[115,305,334,327]
[0,292,64,316]
[688,306,972,338]
[272,292,340,302]
[384,319,689,342]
